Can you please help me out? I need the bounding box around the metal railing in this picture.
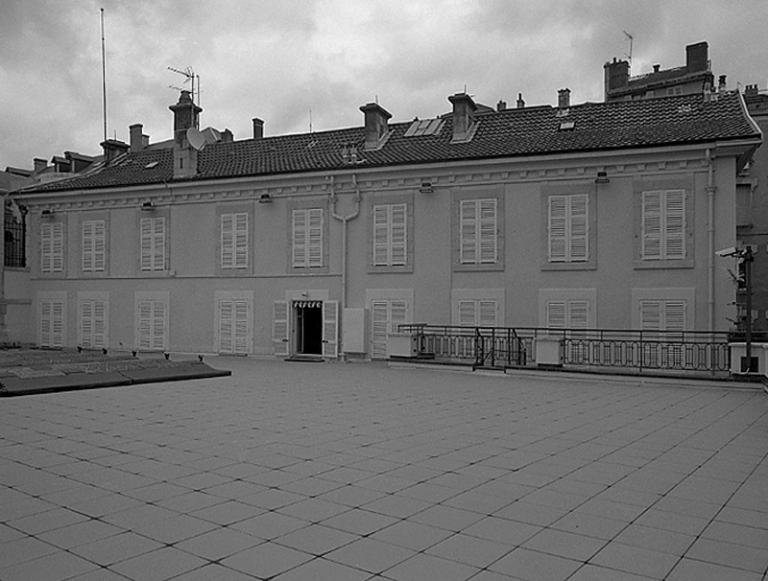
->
[398,324,732,376]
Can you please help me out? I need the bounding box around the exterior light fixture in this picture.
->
[419,182,434,194]
[258,193,273,204]
[41,209,54,217]
[595,171,610,184]
[140,200,154,211]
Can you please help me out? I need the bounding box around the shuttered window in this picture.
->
[371,299,408,359]
[292,208,323,268]
[136,299,167,350]
[460,198,497,264]
[40,222,64,273]
[373,203,407,266]
[642,190,685,260]
[221,213,249,269]
[546,300,590,329]
[458,299,498,326]
[82,220,106,272]
[79,299,107,349]
[218,299,250,354]
[40,299,65,347]
[548,194,588,262]
[140,217,166,271]
[640,300,686,331]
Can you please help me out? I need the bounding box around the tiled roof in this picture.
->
[26,92,760,193]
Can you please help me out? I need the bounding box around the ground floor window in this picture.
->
[371,299,408,359]
[39,294,66,348]
[78,294,108,349]
[135,292,169,351]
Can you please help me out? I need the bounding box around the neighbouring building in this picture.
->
[11,85,761,359]
[604,41,717,102]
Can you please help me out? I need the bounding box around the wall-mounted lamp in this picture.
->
[419,181,434,194]
[41,209,54,217]
[140,200,154,211]
[595,170,610,184]
[258,193,273,204]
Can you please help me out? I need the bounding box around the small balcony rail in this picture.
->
[397,324,732,377]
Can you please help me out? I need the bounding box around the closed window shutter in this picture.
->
[373,205,389,265]
[458,300,476,326]
[390,300,407,333]
[234,213,248,268]
[371,301,389,358]
[151,301,166,350]
[460,200,477,263]
[642,192,662,259]
[221,214,234,268]
[41,224,53,272]
[479,199,497,263]
[41,301,52,345]
[308,209,323,267]
[664,190,685,259]
[51,223,64,273]
[80,301,93,348]
[548,196,567,261]
[547,301,566,329]
[664,301,686,331]
[219,300,233,353]
[390,204,407,265]
[292,210,307,266]
[272,301,289,356]
[233,301,249,353]
[82,221,105,272]
[93,300,106,348]
[569,195,588,261]
[568,300,589,329]
[140,218,154,270]
[137,300,152,349]
[640,301,662,330]
[82,221,94,272]
[479,300,497,326]
[141,217,165,271]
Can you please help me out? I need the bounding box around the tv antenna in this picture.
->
[622,30,634,64]
[168,65,200,108]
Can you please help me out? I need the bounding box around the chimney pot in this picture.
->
[129,123,144,152]
[516,93,525,108]
[496,100,507,112]
[169,90,202,146]
[359,102,392,150]
[558,88,571,109]
[718,74,727,92]
[252,118,264,140]
[653,64,661,73]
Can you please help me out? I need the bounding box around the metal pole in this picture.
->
[744,245,754,372]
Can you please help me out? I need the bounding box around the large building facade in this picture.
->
[14,88,761,358]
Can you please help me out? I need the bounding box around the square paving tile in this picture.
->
[383,552,480,581]
[0,550,97,581]
[109,546,208,581]
[590,541,679,579]
[489,546,582,580]
[220,541,314,578]
[523,528,607,562]
[175,527,264,561]
[325,537,417,573]
[273,523,357,556]
[369,520,453,551]
[271,557,371,581]
[426,532,511,568]
[69,531,163,566]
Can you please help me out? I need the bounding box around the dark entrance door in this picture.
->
[295,301,322,355]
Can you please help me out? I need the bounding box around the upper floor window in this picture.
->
[40,221,64,273]
[460,198,497,264]
[548,194,588,262]
[292,208,323,268]
[373,203,407,267]
[82,220,106,272]
[641,190,685,260]
[221,212,249,269]
[140,216,166,271]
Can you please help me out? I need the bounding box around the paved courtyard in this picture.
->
[1,358,767,581]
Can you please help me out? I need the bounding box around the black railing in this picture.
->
[399,324,732,376]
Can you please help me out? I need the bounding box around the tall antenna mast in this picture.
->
[100,7,107,144]
[622,30,634,64]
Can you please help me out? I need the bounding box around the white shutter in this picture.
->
[460,200,477,263]
[52,223,63,273]
[141,217,165,271]
[41,224,53,273]
[272,300,289,356]
[151,301,166,350]
[138,300,152,349]
[640,301,661,331]
[373,205,389,265]
[664,301,686,331]
[479,199,497,263]
[218,300,234,353]
[40,301,52,346]
[390,300,407,333]
[568,300,589,329]
[569,195,588,261]
[221,214,234,268]
[51,301,64,347]
[93,300,106,348]
[80,300,93,348]
[93,221,106,271]
[371,301,389,359]
[664,190,685,259]
[642,192,662,259]
[322,300,338,358]
[478,300,497,326]
[547,301,566,329]
[234,213,248,268]
[308,209,323,267]
[82,221,94,272]
[458,300,476,326]
[548,196,567,262]
[292,210,307,267]
[390,204,407,266]
[140,218,154,270]
[233,301,250,354]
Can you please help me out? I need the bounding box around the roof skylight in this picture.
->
[404,118,444,137]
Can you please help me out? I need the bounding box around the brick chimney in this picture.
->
[359,102,392,150]
[604,58,630,99]
[169,90,202,178]
[516,93,525,109]
[129,123,146,152]
[33,158,47,174]
[718,75,727,92]
[558,88,571,109]
[448,93,477,143]
[686,42,709,72]
[496,100,507,112]
[100,139,129,164]
[252,118,264,140]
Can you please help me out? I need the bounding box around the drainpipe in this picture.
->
[330,174,361,359]
[706,148,716,332]
[0,194,6,343]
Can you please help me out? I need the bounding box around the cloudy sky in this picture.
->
[2,0,766,170]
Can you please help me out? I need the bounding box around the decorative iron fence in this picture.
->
[398,324,732,376]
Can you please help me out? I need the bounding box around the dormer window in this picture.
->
[559,121,576,131]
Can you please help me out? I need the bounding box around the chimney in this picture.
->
[653,64,661,73]
[496,100,507,112]
[516,93,525,109]
[745,84,759,97]
[448,93,477,143]
[718,75,727,92]
[33,158,47,174]
[604,58,630,99]
[100,139,129,164]
[360,102,392,150]
[252,118,264,140]
[221,129,234,143]
[129,123,145,152]
[558,88,571,109]
[169,90,202,146]
[686,41,709,72]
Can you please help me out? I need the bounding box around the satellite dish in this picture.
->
[186,127,207,151]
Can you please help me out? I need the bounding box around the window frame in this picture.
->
[287,200,329,273]
[216,204,254,276]
[81,219,107,273]
[368,193,414,273]
[538,288,597,329]
[540,184,597,271]
[452,189,504,272]
[633,182,694,270]
[139,215,167,272]
[40,220,65,275]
